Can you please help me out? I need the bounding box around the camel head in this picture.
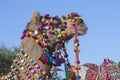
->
[61,12,87,39]
[29,12,87,43]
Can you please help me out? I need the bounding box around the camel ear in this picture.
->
[31,11,40,25]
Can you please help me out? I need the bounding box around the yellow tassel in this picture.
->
[74,43,78,47]
[35,39,39,43]
[61,31,66,34]
[43,33,45,36]
[68,19,72,22]
[75,17,78,19]
[42,18,45,22]
[72,19,75,22]
[29,32,32,35]
[13,60,16,62]
[57,33,62,38]
[46,76,49,79]
[42,72,46,75]
[34,74,38,78]
[50,19,53,22]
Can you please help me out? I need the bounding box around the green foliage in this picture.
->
[118,62,120,69]
[0,43,20,76]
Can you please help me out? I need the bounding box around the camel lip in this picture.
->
[78,30,87,35]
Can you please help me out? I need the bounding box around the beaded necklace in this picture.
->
[10,49,51,80]
[18,49,45,79]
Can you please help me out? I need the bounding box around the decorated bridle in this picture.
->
[1,13,83,80]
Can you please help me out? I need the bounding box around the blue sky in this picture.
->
[0,0,120,66]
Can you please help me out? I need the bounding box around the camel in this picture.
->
[0,11,87,80]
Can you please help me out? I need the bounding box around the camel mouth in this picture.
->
[67,29,87,40]
[78,29,87,36]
